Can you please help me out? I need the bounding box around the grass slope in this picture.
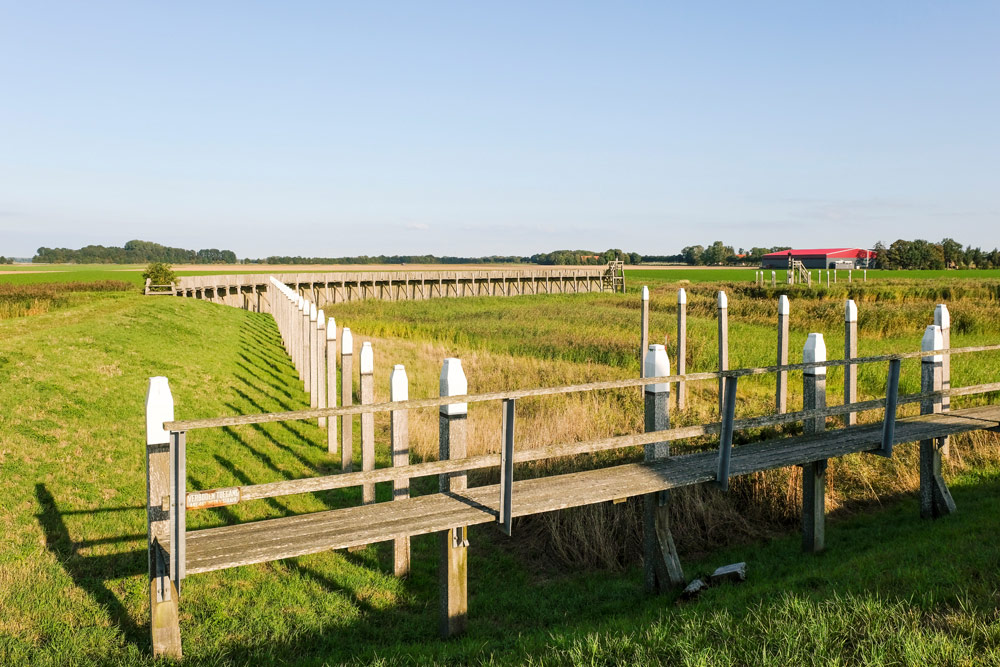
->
[2,293,1000,664]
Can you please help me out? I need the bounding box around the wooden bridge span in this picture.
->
[167,266,619,309]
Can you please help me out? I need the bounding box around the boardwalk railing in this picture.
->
[168,266,616,309]
[142,283,1000,658]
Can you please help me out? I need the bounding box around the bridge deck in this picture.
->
[182,404,1000,575]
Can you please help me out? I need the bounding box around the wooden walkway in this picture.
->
[171,267,613,309]
[176,404,1000,575]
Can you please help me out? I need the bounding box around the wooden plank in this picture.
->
[176,405,1000,575]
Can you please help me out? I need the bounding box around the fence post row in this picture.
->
[144,377,182,659]
[439,358,469,638]
[801,333,827,553]
[920,325,956,519]
[360,341,375,505]
[845,300,858,426]
[390,364,411,577]
[341,328,354,472]
[676,288,687,411]
[935,304,951,458]
[326,317,338,452]
[776,295,790,414]
[643,344,685,592]
[717,291,728,415]
[640,286,649,377]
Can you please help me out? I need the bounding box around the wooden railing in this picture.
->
[142,280,1000,658]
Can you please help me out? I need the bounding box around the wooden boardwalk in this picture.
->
[171,267,613,309]
[175,404,1000,575]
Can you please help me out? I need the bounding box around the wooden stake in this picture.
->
[920,325,956,518]
[717,291,728,415]
[643,345,684,591]
[145,378,182,659]
[802,333,827,553]
[676,289,687,411]
[776,295,790,414]
[845,300,858,425]
[340,328,354,472]
[390,365,410,576]
[360,342,375,505]
[935,305,951,458]
[640,286,649,377]
[325,317,337,451]
[439,358,468,638]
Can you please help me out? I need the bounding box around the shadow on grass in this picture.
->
[32,457,1000,663]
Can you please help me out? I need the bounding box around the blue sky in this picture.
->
[1,2,998,258]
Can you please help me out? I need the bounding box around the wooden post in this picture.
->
[845,300,858,426]
[849,269,853,283]
[439,358,469,638]
[717,291,728,415]
[326,316,337,452]
[360,342,375,504]
[316,310,326,427]
[145,377,182,659]
[802,333,827,553]
[864,269,867,282]
[340,328,354,472]
[771,270,776,287]
[302,300,312,394]
[309,303,318,409]
[640,286,649,377]
[935,304,951,458]
[390,365,411,577]
[776,295,789,414]
[676,288,687,411]
[920,325,956,519]
[643,345,684,591]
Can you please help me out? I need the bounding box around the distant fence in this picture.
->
[142,279,1000,658]
[167,266,620,310]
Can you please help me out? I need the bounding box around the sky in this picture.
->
[1,2,998,258]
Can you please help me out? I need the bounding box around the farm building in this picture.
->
[761,248,876,270]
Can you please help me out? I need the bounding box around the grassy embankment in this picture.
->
[1,270,999,663]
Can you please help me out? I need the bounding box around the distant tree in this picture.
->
[142,262,176,285]
[681,245,704,265]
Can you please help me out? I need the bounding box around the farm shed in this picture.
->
[761,248,876,270]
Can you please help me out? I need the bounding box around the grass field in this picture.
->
[2,267,1000,664]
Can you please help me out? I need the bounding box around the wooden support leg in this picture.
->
[150,543,182,658]
[643,347,684,591]
[920,438,956,519]
[439,359,468,637]
[801,460,826,552]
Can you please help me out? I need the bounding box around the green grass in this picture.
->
[3,278,1000,664]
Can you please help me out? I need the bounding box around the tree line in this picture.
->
[33,240,237,264]
[872,238,1000,270]
[676,242,792,266]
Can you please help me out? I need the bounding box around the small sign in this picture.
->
[187,487,241,510]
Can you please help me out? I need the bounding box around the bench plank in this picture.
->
[178,404,1000,575]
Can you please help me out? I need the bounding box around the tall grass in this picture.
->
[0,281,133,319]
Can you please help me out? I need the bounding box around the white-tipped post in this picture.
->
[640,286,650,377]
[359,341,375,504]
[922,325,943,363]
[145,377,174,446]
[676,288,687,410]
[717,291,729,414]
[642,286,649,301]
[802,332,827,553]
[360,341,374,374]
[325,315,338,454]
[440,358,468,415]
[844,300,858,425]
[934,304,951,455]
[439,357,469,636]
[776,296,790,414]
[644,344,670,394]
[390,364,411,576]
[340,327,353,471]
[778,294,790,316]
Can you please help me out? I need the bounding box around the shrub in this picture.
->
[142,262,176,285]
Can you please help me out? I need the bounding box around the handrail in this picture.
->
[184,380,1000,508]
[165,344,1000,431]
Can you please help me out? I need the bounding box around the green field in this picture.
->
[2,267,1000,664]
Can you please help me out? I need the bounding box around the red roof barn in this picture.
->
[761,248,875,270]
